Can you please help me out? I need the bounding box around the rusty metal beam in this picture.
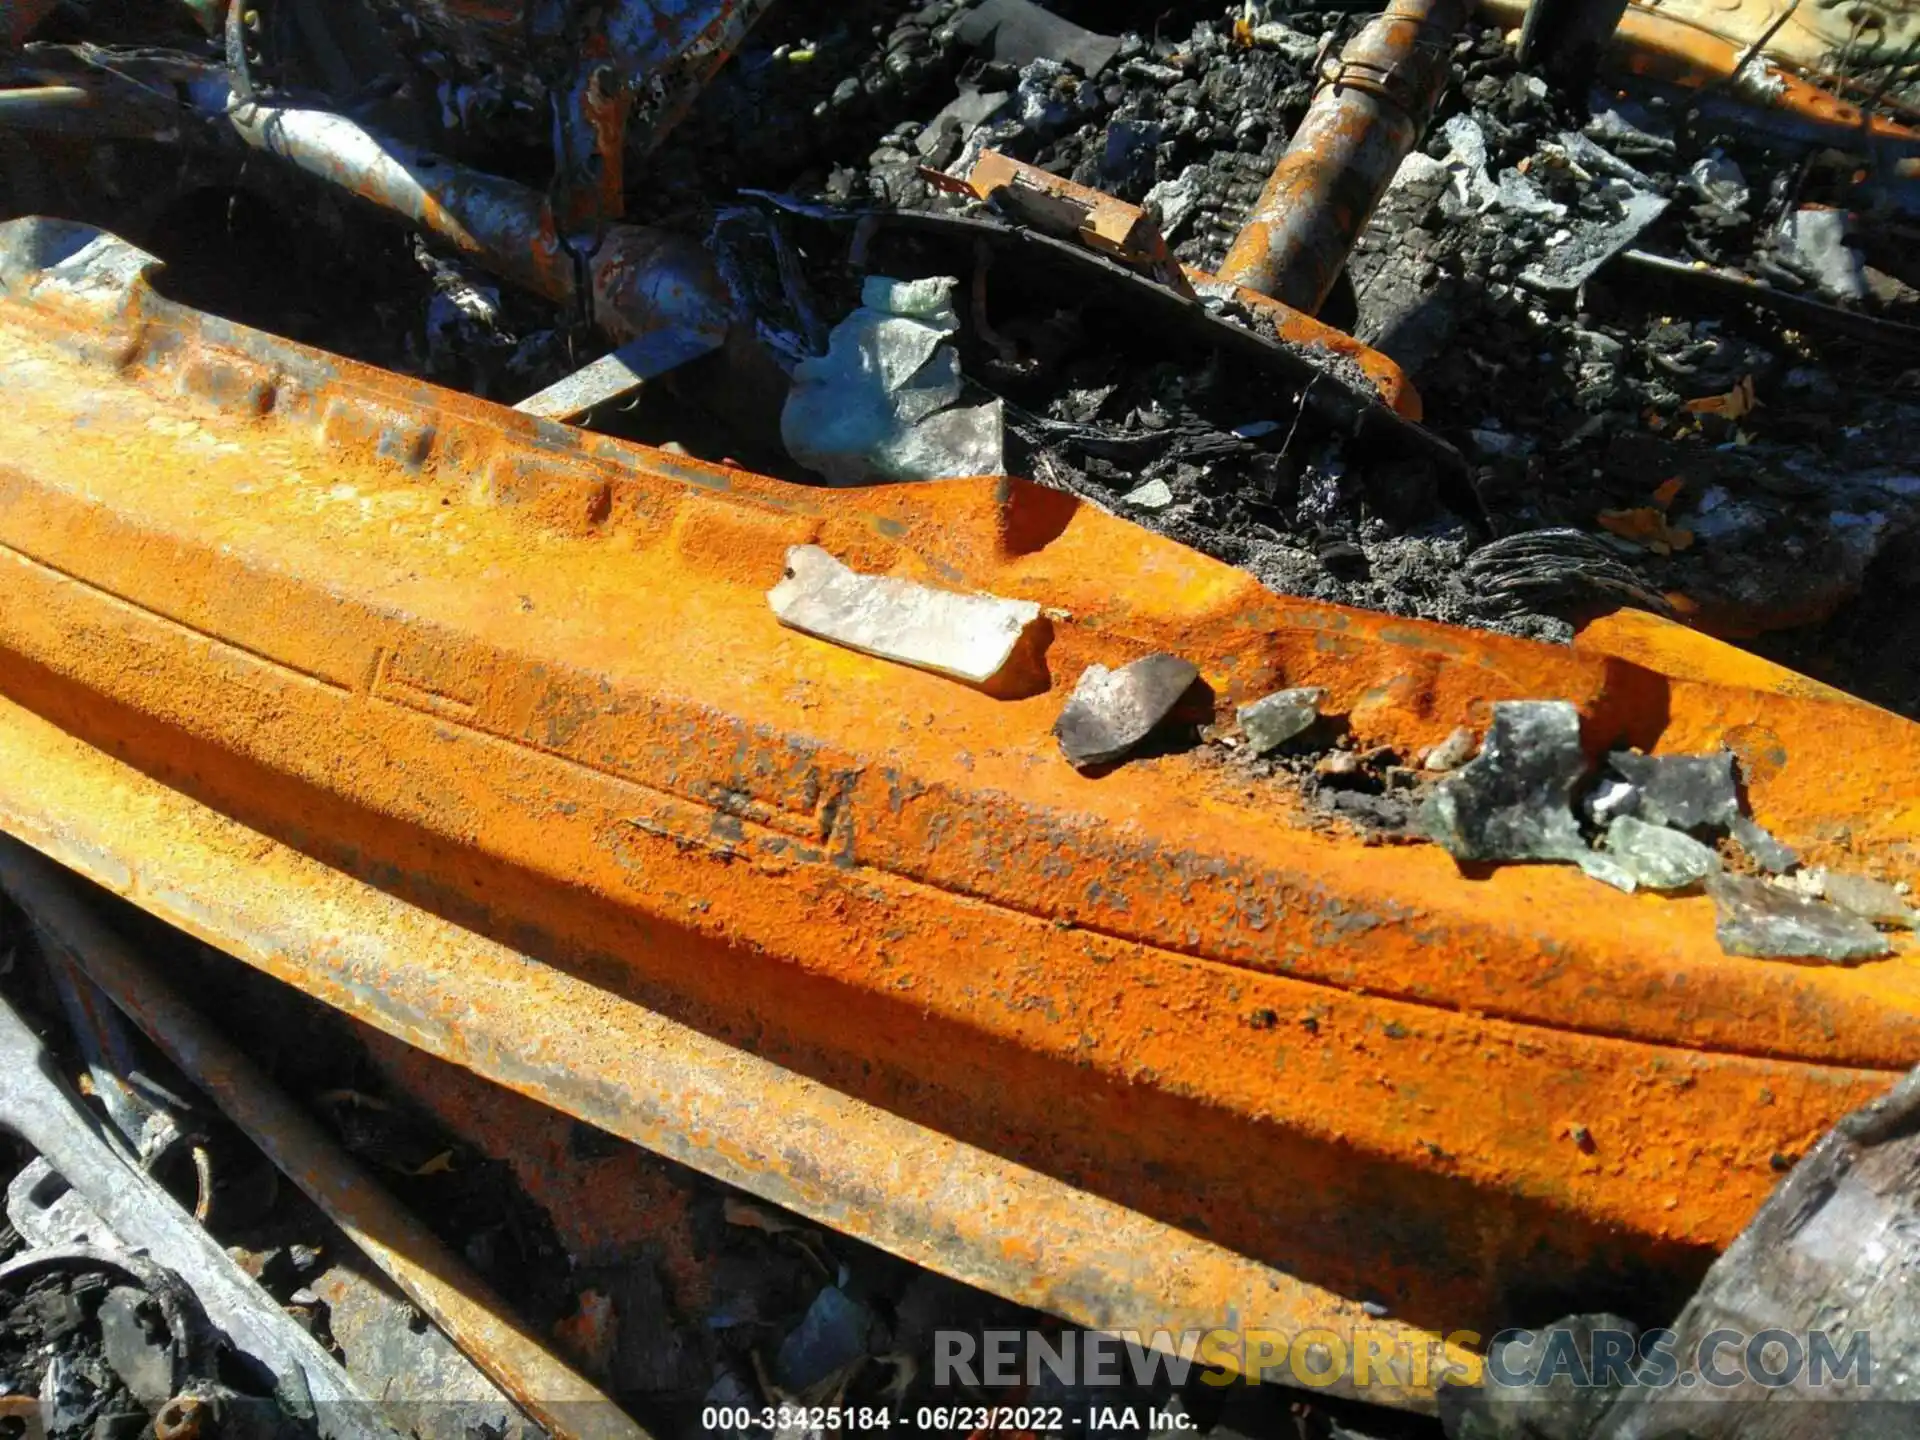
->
[1217,0,1475,316]
[4,218,1920,1398]
[0,699,1476,1410]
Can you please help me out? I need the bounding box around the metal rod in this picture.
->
[0,839,654,1440]
[1215,0,1475,315]
[0,969,395,1440]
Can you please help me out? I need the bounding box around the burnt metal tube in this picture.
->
[1216,0,1475,315]
[224,99,729,351]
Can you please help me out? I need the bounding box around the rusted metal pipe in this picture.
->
[1215,0,1475,316]
[0,838,652,1440]
[0,983,395,1440]
[224,99,729,350]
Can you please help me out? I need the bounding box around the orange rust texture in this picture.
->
[0,692,1469,1409]
[966,151,1199,297]
[957,151,1422,419]
[2,252,1919,1338]
[1214,0,1471,317]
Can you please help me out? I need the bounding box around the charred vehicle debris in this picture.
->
[3,0,1920,1437]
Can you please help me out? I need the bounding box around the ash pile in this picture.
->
[5,0,1920,709]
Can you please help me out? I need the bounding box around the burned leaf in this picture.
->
[1683,374,1758,420]
[1596,507,1694,553]
[1055,655,1200,769]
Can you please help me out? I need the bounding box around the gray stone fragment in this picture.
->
[1121,478,1174,510]
[98,1286,176,1409]
[1237,687,1326,756]
[1602,816,1718,891]
[1579,853,1638,893]
[1815,870,1918,929]
[1055,654,1199,768]
[1604,751,1739,830]
[1731,814,1799,874]
[1421,701,1588,863]
[775,1286,873,1392]
[1708,874,1892,962]
[769,545,1045,695]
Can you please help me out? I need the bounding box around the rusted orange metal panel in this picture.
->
[2,220,1919,1365]
[0,693,1479,1410]
[1483,0,1920,146]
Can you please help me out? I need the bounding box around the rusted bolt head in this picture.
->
[155,1394,210,1440]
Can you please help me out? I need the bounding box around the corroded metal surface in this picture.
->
[0,698,1475,1412]
[1216,0,1476,315]
[1485,0,1920,147]
[3,219,1920,1385]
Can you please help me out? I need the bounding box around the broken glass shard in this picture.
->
[769,545,1044,695]
[1603,751,1739,830]
[1814,870,1917,929]
[1579,853,1638,893]
[1731,814,1798,874]
[1238,687,1327,756]
[1421,701,1588,863]
[1055,654,1199,769]
[1707,874,1892,962]
[1602,815,1718,891]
